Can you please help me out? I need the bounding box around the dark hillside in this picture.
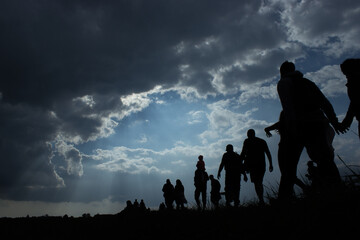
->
[1,190,360,240]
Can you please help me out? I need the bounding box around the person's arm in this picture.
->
[265,121,280,137]
[217,157,224,179]
[313,81,345,134]
[341,102,355,130]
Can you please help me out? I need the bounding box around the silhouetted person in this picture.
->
[196,155,206,170]
[133,199,139,208]
[120,200,134,214]
[126,200,133,209]
[162,179,175,209]
[265,112,307,193]
[218,144,247,207]
[209,174,221,208]
[194,164,209,210]
[174,179,187,210]
[340,58,360,138]
[240,129,273,205]
[277,61,343,201]
[140,199,146,211]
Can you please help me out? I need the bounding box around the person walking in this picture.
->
[162,179,175,209]
[209,174,222,208]
[276,61,343,201]
[194,164,209,210]
[174,179,187,210]
[218,144,247,207]
[240,129,273,205]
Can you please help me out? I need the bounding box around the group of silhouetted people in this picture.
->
[273,59,360,201]
[131,58,359,212]
[160,134,274,210]
[161,178,188,210]
[217,130,273,206]
[120,199,149,214]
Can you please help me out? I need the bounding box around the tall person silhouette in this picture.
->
[277,61,343,201]
[240,129,273,205]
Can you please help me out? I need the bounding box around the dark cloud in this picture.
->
[0,102,62,199]
[0,0,246,107]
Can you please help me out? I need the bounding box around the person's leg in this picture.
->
[254,181,264,204]
[165,198,173,209]
[201,188,207,209]
[278,140,303,201]
[305,123,341,188]
[194,188,201,208]
[225,175,233,206]
[234,176,241,207]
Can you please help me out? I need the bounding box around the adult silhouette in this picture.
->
[209,174,221,208]
[240,129,273,204]
[194,164,209,210]
[139,199,147,211]
[218,144,247,207]
[162,179,175,209]
[277,61,343,201]
[120,200,134,215]
[174,179,187,210]
[340,58,360,138]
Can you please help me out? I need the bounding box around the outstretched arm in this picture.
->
[341,102,355,131]
[314,82,346,134]
[217,159,224,179]
[265,121,280,137]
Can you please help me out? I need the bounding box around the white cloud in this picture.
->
[54,138,84,177]
[305,65,347,97]
[137,135,148,143]
[90,147,171,175]
[238,83,278,105]
[171,160,187,166]
[187,110,206,125]
[277,0,360,56]
[200,99,269,145]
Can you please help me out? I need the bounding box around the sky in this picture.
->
[1,0,360,217]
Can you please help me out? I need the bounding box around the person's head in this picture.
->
[209,175,214,180]
[166,179,171,184]
[280,61,295,77]
[198,155,203,161]
[247,129,255,138]
[226,144,233,152]
[176,179,182,185]
[340,58,360,77]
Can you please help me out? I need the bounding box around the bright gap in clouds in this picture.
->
[73,88,286,208]
[80,91,211,152]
